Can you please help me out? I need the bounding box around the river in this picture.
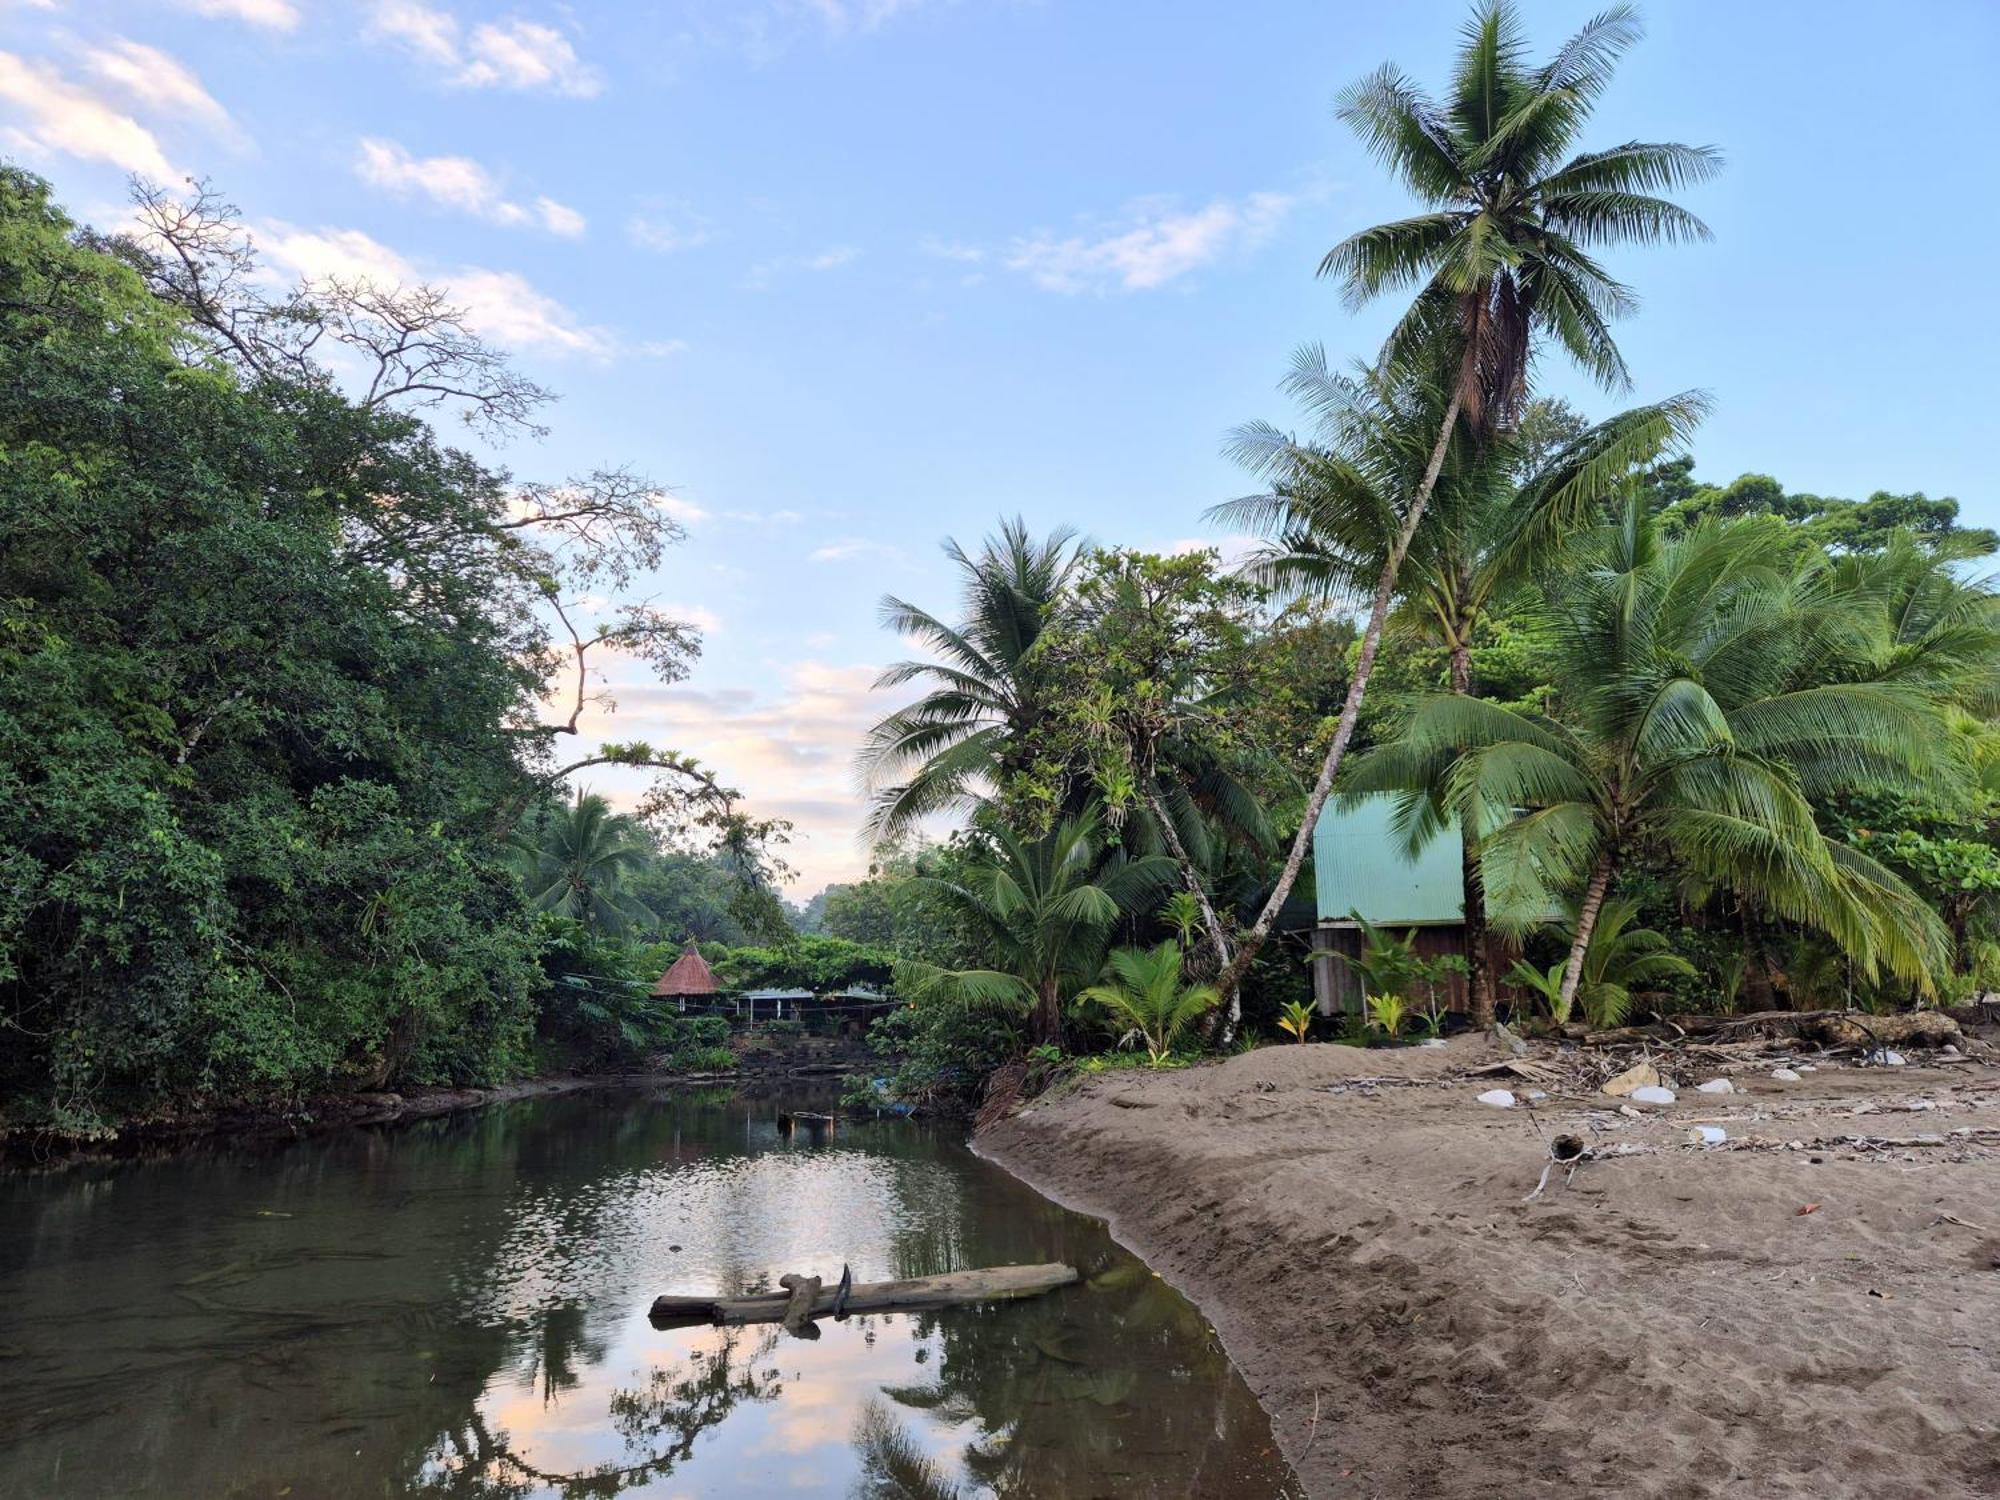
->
[0,1083,1301,1498]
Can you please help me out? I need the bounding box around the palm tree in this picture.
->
[1353,502,1953,1017]
[1211,1,1719,1005]
[1076,942,1221,1065]
[1217,354,1707,1022]
[859,517,1085,840]
[517,790,654,934]
[894,814,1175,1046]
[1508,897,1694,1027]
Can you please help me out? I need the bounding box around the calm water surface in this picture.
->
[0,1085,1300,1498]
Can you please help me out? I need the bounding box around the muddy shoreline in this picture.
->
[978,1036,2000,1499]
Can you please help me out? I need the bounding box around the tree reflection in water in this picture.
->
[0,1086,1297,1499]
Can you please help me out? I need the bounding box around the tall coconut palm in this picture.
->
[859,517,1084,840]
[893,814,1175,1047]
[1216,351,1708,1021]
[1352,502,1954,1016]
[517,789,655,934]
[1212,1,1719,1006]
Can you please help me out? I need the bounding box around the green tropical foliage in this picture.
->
[858,518,1084,839]
[517,792,655,935]
[1510,898,1694,1026]
[893,816,1175,1046]
[1076,942,1222,1065]
[1353,501,1955,1017]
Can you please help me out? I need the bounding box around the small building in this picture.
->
[1310,795,1553,1017]
[740,988,813,1021]
[653,945,720,1012]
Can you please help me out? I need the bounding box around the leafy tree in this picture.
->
[858,518,1084,839]
[1354,503,1954,1017]
[1510,898,1693,1026]
[1212,0,1720,1010]
[1076,942,1220,1065]
[894,816,1175,1046]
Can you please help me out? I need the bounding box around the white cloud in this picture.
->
[367,3,602,96]
[917,233,984,264]
[175,0,300,29]
[657,495,710,525]
[627,209,715,254]
[570,659,909,890]
[83,39,234,136]
[637,337,692,358]
[658,602,724,634]
[810,537,903,564]
[354,137,584,235]
[0,51,179,178]
[1005,190,1296,293]
[256,221,617,357]
[744,245,861,288]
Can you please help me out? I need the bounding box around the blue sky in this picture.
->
[5,0,1997,890]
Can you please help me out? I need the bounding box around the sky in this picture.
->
[4,0,1998,893]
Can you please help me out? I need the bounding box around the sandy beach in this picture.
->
[979,1033,2000,1498]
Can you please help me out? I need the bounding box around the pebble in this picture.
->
[1476,1089,1516,1108]
[1869,1049,1907,1067]
[1629,1085,1677,1106]
[1618,1104,1643,1119]
[1696,1078,1734,1094]
[1526,1089,1548,1101]
[1687,1125,1727,1146]
[1771,1067,1801,1082]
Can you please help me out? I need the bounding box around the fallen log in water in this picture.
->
[649,1262,1080,1328]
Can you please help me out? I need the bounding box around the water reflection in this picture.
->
[0,1086,1299,1498]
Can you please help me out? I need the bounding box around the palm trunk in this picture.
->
[1152,788,1224,976]
[1448,638,1497,1028]
[1557,855,1616,1022]
[1215,384,1466,1010]
[1030,975,1063,1049]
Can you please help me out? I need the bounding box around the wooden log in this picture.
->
[649,1262,1080,1328]
[1565,1009,1964,1049]
[778,1273,821,1337]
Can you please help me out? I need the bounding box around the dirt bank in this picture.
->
[978,1036,2000,1498]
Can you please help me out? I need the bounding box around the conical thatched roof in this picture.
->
[653,944,718,998]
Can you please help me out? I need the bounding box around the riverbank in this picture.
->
[977,1034,2000,1498]
[0,1031,876,1167]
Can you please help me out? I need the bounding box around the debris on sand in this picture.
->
[1602,1061,1661,1097]
[1476,1089,1516,1108]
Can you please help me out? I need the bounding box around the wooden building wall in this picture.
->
[1310,922,1529,1017]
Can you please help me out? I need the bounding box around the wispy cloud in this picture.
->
[810,537,904,563]
[0,50,180,178]
[743,244,861,289]
[572,660,907,890]
[83,39,235,137]
[917,233,984,264]
[367,2,602,97]
[1004,190,1297,293]
[627,205,716,254]
[256,221,618,357]
[175,0,300,29]
[355,137,584,235]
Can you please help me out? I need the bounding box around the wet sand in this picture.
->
[978,1035,2000,1498]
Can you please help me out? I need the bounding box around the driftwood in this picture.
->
[778,1273,822,1337]
[649,1262,1080,1328]
[1563,1009,1964,1050]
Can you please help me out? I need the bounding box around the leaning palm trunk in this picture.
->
[1448,636,1499,1027]
[1214,385,1465,1026]
[1557,854,1616,1021]
[1143,782,1234,973]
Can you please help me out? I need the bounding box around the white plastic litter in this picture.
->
[1476,1089,1516,1108]
[1420,1037,1449,1048]
[1687,1125,1727,1146]
[1771,1067,1801,1082]
[1695,1078,1734,1094]
[1870,1049,1908,1067]
[1629,1085,1677,1106]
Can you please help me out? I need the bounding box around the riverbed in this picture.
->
[0,1083,1300,1498]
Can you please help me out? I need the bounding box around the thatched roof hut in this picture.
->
[653,944,718,999]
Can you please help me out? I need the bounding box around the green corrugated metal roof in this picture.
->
[1314,794,1465,925]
